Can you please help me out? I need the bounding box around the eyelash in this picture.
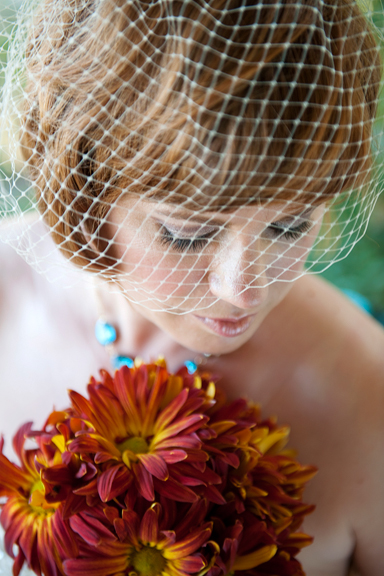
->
[159,220,312,253]
[159,227,213,253]
[268,220,312,241]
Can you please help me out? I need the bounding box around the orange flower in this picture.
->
[0,423,78,576]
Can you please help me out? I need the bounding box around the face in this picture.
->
[105,196,324,355]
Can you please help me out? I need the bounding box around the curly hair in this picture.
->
[21,0,382,270]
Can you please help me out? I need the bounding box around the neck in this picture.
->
[94,281,202,371]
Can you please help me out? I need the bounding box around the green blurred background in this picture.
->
[320,193,384,318]
[0,0,383,320]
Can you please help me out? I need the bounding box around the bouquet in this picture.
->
[0,359,317,576]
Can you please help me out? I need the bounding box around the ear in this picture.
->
[80,220,101,254]
[79,217,121,271]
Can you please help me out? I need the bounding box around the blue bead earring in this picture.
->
[95,319,134,369]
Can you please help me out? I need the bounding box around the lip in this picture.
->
[193,314,257,338]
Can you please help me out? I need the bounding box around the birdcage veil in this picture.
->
[0,0,383,314]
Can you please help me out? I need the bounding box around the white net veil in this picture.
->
[0,0,383,314]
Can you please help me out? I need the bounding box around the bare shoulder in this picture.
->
[280,276,384,576]
[0,216,39,311]
[0,215,61,318]
[281,274,384,448]
[0,215,100,348]
[286,274,384,377]
[0,217,104,460]
[0,214,51,283]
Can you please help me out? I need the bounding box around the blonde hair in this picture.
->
[21,0,382,270]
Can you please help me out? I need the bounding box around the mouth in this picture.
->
[192,314,257,338]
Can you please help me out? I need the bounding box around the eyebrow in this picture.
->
[272,206,316,222]
[154,207,225,227]
[154,205,316,226]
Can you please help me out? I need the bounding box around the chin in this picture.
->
[181,329,256,356]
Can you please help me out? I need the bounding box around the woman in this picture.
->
[0,0,384,574]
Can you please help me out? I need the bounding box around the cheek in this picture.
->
[105,217,217,310]
[115,239,212,302]
[265,224,323,282]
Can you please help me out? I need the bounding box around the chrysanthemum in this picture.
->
[64,501,212,576]
[198,397,317,575]
[226,422,317,530]
[67,362,217,502]
[0,423,78,576]
[0,362,317,576]
[208,511,279,576]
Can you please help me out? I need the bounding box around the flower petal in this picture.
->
[52,512,79,559]
[113,368,141,434]
[13,548,26,576]
[11,422,33,463]
[155,435,201,451]
[70,435,120,460]
[141,367,169,435]
[154,389,188,434]
[155,415,208,444]
[200,485,226,505]
[36,524,60,576]
[156,449,187,464]
[172,499,208,540]
[139,453,169,481]
[158,530,176,549]
[133,462,155,501]
[139,507,159,544]
[154,477,198,503]
[232,545,278,570]
[164,524,212,559]
[97,465,130,502]
[69,511,117,546]
[121,510,140,547]
[0,454,31,495]
[18,517,39,569]
[73,478,98,496]
[64,554,128,576]
[176,554,207,574]
[3,505,27,556]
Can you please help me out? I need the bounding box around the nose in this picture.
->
[208,235,269,310]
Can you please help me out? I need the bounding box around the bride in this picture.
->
[0,0,384,575]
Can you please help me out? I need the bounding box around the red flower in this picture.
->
[0,361,317,576]
[0,423,78,576]
[64,500,212,576]
[67,362,217,502]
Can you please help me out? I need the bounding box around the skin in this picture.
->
[0,208,383,576]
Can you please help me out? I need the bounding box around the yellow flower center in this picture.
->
[131,546,166,576]
[29,479,59,514]
[31,478,45,495]
[118,436,149,455]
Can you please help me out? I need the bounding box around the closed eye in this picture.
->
[159,218,313,253]
[159,226,214,253]
[267,220,313,241]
